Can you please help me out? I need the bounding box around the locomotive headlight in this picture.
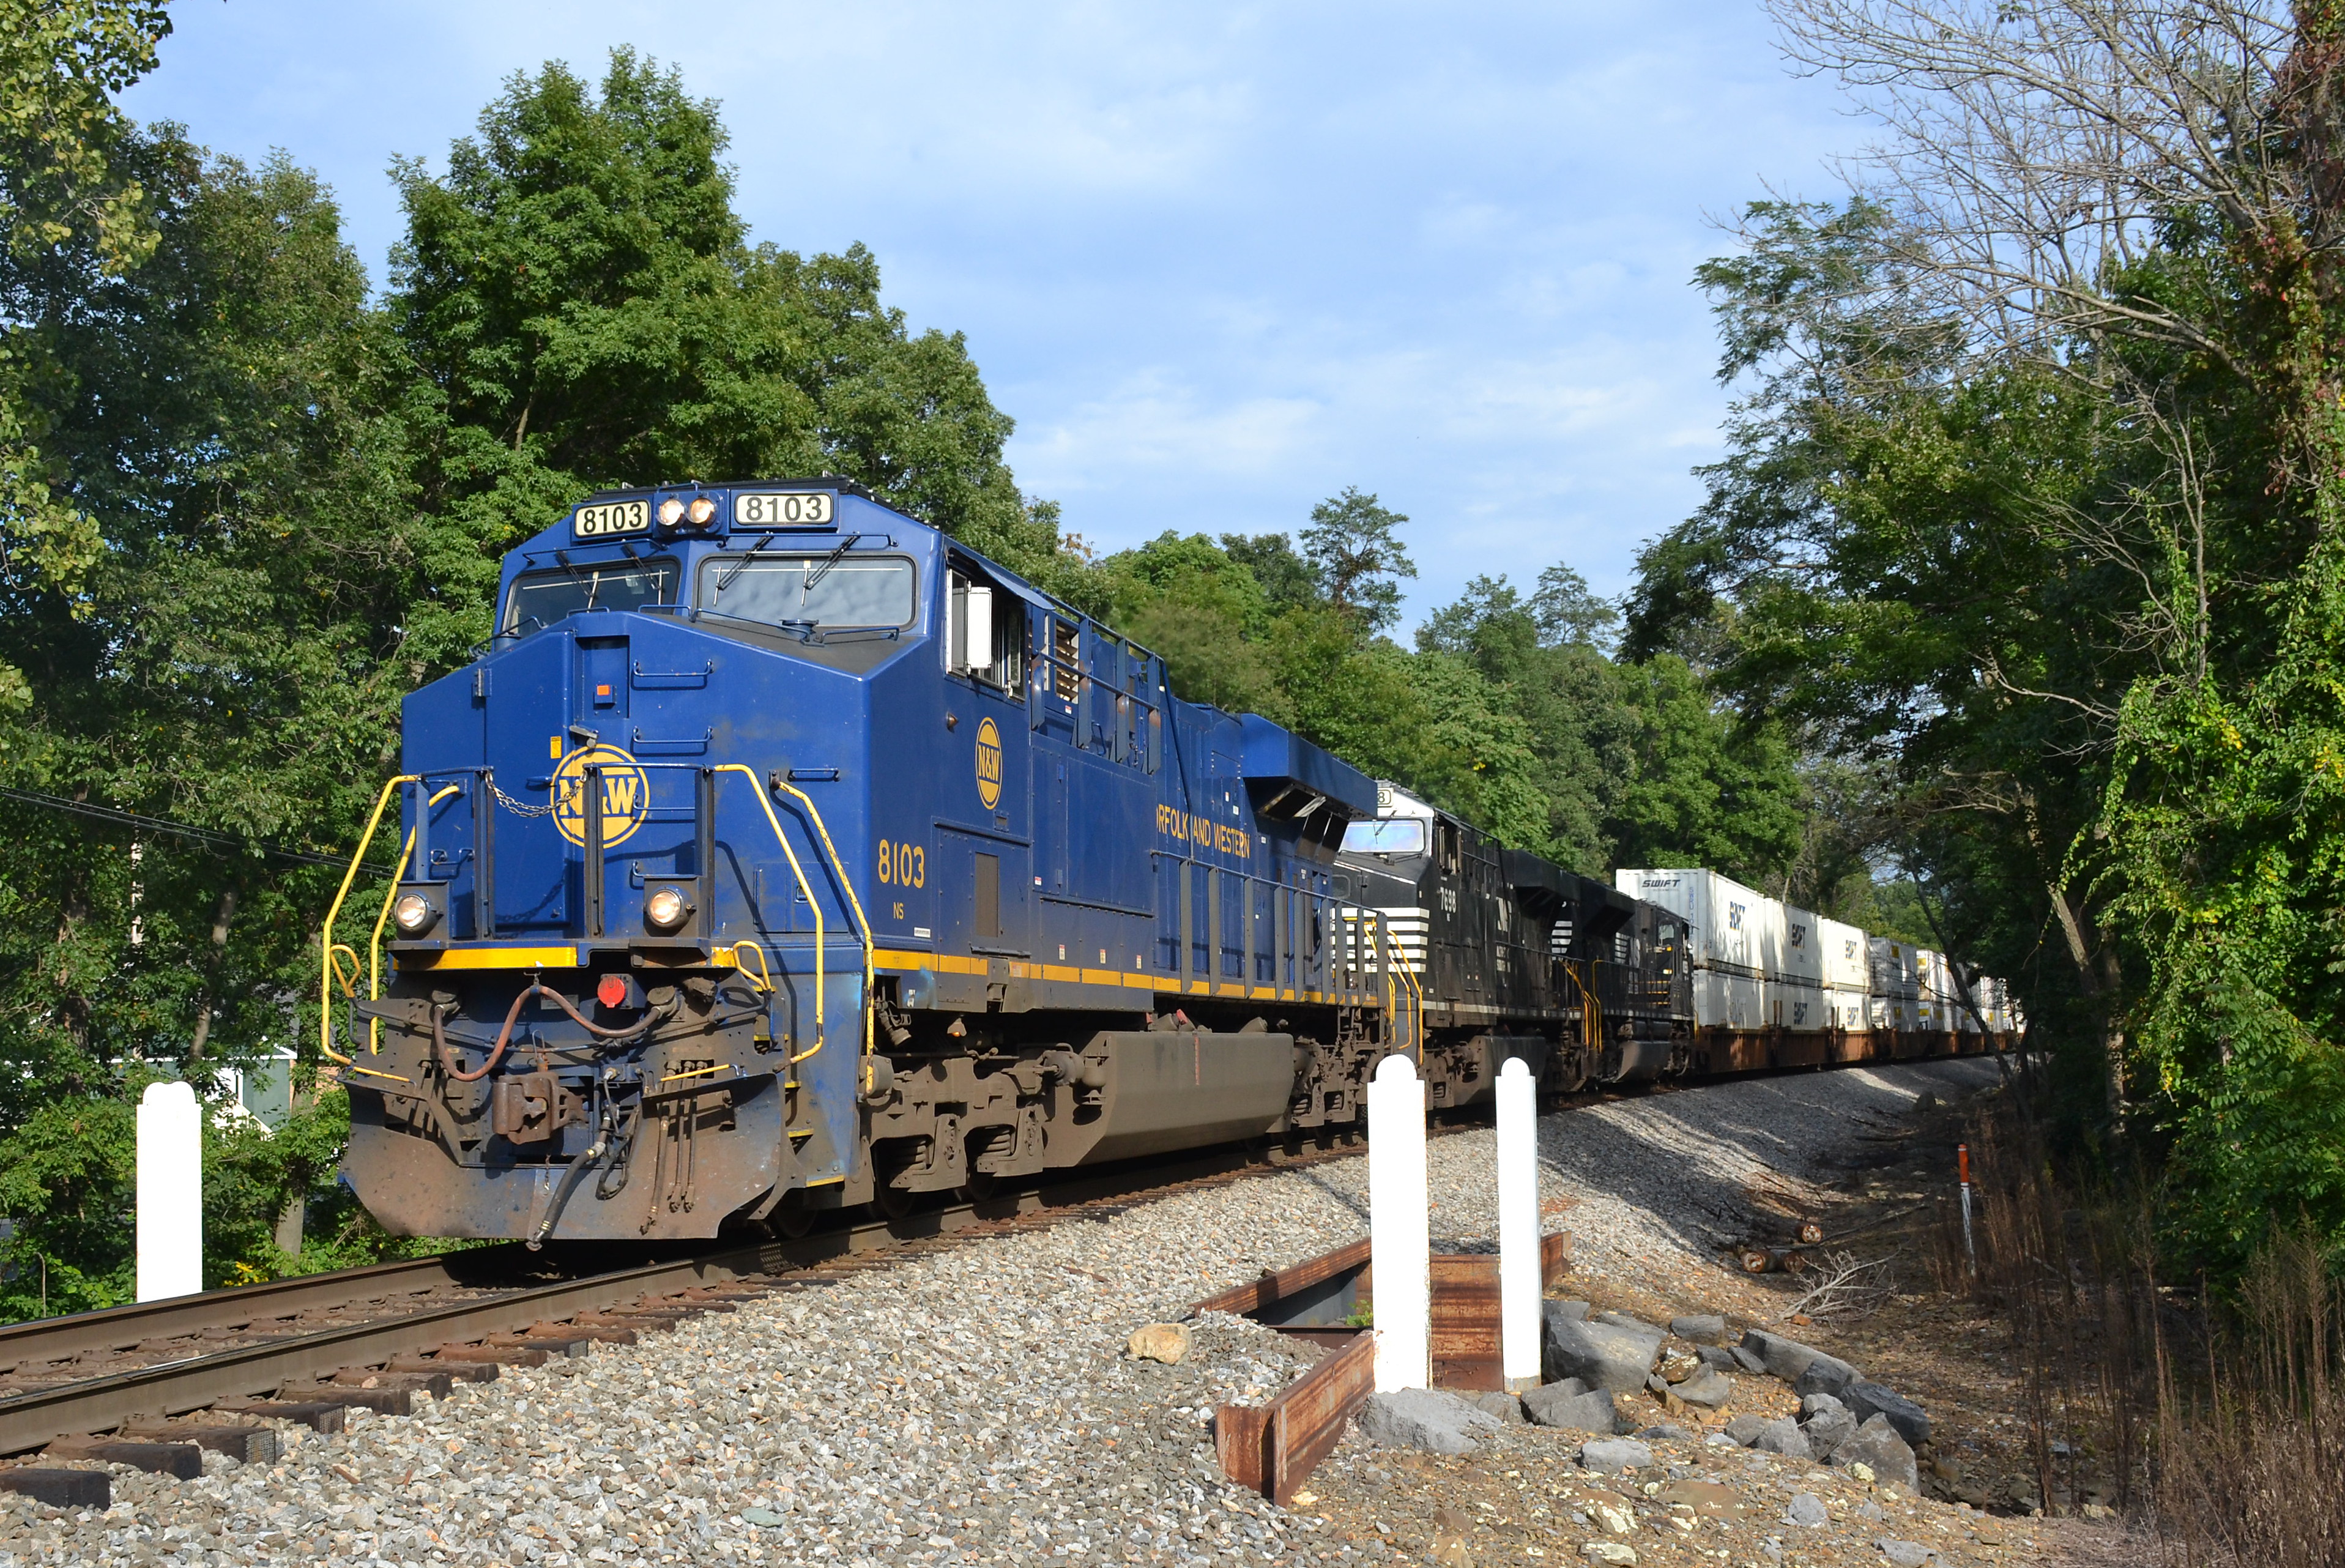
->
[686,496,716,526]
[644,885,690,932]
[392,893,437,936]
[657,496,686,527]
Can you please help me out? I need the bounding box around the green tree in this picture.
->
[388,50,1060,664]
[0,0,174,717]
[1299,486,1416,633]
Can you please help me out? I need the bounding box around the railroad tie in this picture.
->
[119,1424,278,1465]
[0,1469,110,1509]
[530,1318,638,1345]
[426,1342,551,1369]
[385,1354,500,1383]
[41,1438,201,1479]
[217,1400,347,1434]
[479,1332,593,1358]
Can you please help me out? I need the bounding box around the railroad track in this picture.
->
[0,1128,1395,1508]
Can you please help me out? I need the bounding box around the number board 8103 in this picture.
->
[574,499,650,539]
[734,491,835,528]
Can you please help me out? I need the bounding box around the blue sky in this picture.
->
[124,1,1856,632]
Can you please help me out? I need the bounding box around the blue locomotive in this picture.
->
[329,477,2002,1245]
[335,479,1443,1243]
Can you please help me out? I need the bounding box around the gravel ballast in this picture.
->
[0,1057,2005,1567]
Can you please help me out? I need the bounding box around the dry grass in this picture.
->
[1938,1085,2345,1564]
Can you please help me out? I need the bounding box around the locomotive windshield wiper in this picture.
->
[714,533,776,592]
[803,532,864,591]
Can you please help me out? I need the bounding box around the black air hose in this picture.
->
[527,1100,619,1250]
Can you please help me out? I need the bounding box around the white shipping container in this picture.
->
[1820,918,1869,990]
[1617,869,1767,977]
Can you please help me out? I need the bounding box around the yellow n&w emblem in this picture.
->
[551,744,650,848]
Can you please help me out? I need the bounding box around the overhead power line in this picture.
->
[0,786,393,872]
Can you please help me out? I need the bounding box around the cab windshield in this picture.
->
[697,553,916,631]
[1341,817,1427,856]
[503,559,677,634]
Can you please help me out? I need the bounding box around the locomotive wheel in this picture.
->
[871,1183,917,1222]
[769,1191,817,1239]
[959,1169,998,1202]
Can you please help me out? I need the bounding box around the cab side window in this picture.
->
[946,568,1026,689]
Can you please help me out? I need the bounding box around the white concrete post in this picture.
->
[1367,1051,1430,1392]
[136,1080,203,1302]
[1496,1056,1541,1389]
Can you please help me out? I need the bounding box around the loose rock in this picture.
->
[1844,1379,1931,1446]
[1753,1416,1813,1459]
[1523,1383,1619,1433]
[1469,1389,1525,1424]
[1356,1388,1503,1455]
[1577,1437,1655,1474]
[1878,1541,1936,1567]
[1581,1544,1638,1566]
[1543,1310,1663,1393]
[1837,1413,1921,1493]
[1785,1492,1831,1528]
[1723,1412,1769,1446]
[1673,1367,1733,1408]
[1791,1350,1864,1399]
[1670,1313,1728,1345]
[1125,1321,1192,1364]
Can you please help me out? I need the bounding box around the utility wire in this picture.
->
[0,786,394,871]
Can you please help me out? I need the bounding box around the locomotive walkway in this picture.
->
[0,1058,2046,1567]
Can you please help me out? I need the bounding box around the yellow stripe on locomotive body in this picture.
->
[332,476,2015,1247]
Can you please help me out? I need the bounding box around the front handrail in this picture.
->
[319,775,421,1065]
[765,772,877,1089]
[364,783,463,1054]
[710,765,826,1065]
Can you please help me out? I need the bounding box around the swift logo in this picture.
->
[551,743,650,849]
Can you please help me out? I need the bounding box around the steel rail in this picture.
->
[0,1247,538,1369]
[0,1132,1374,1458]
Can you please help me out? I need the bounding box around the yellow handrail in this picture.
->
[1375,915,1423,1057]
[711,765,825,1064]
[361,784,459,1055]
[765,774,877,1087]
[363,829,418,1053]
[319,774,420,1066]
[729,939,774,994]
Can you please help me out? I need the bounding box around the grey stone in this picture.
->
[1704,1431,1741,1447]
[1836,1414,1920,1493]
[1697,1345,1739,1372]
[1670,1313,1728,1345]
[1791,1350,1863,1398]
[1595,1310,1660,1335]
[1355,1388,1502,1455]
[1784,1493,1830,1528]
[1741,1327,1820,1381]
[1743,1327,1862,1394]
[1672,1367,1733,1409]
[1843,1380,1930,1447]
[1802,1402,1857,1459]
[1522,1383,1619,1433]
[1876,1542,1936,1568]
[1723,1413,1769,1446]
[1470,1389,1525,1424]
[1553,1298,1591,1321]
[1856,1501,1887,1522]
[1544,1309,1663,1393]
[1634,1423,1695,1443]
[1646,1373,1672,1398]
[1753,1416,1812,1460]
[1577,1438,1655,1474]
[1731,1345,1768,1375]
[1800,1392,1849,1420]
